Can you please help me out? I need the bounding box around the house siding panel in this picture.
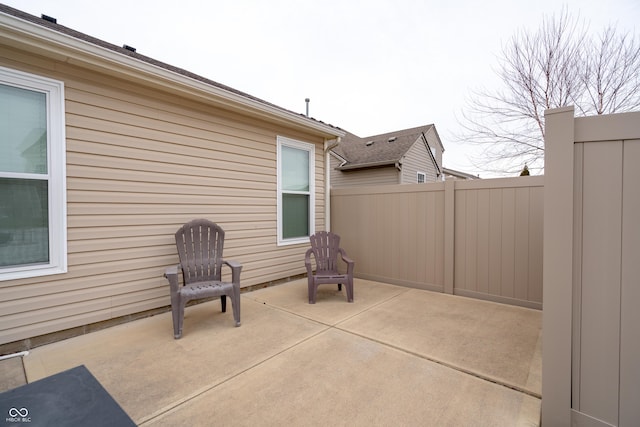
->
[0,46,328,345]
[329,152,345,187]
[330,163,399,187]
[401,138,438,183]
[424,126,443,172]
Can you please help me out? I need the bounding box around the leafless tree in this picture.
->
[577,26,640,115]
[458,10,640,174]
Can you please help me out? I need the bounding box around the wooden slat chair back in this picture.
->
[305,231,355,304]
[165,219,241,338]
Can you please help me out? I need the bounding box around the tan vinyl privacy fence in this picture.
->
[331,175,544,309]
[542,107,640,427]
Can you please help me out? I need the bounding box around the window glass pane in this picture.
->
[0,178,49,267]
[0,83,47,174]
[281,145,309,191]
[282,193,309,239]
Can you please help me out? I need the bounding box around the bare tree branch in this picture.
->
[456,9,640,174]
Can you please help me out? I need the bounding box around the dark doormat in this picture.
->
[0,365,135,427]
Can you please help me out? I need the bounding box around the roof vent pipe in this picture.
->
[305,98,310,117]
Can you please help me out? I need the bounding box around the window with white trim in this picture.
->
[0,66,67,281]
[277,136,315,245]
[417,172,426,183]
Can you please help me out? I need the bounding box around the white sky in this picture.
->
[4,0,639,177]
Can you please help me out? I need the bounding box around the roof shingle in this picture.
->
[333,125,435,169]
[0,4,342,133]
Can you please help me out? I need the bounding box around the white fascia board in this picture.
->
[0,12,345,138]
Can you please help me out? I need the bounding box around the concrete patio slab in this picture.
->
[338,289,542,396]
[24,297,327,423]
[145,328,540,427]
[0,356,26,393]
[18,279,541,426]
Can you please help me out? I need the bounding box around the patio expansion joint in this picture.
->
[335,326,542,400]
[137,292,414,425]
[252,287,413,328]
[260,297,543,401]
[135,326,332,426]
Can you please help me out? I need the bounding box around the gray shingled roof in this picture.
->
[0,4,341,132]
[332,125,435,169]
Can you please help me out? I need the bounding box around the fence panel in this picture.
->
[542,107,640,426]
[331,176,544,309]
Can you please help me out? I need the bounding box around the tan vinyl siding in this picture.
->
[424,126,443,171]
[329,152,345,186]
[330,154,399,188]
[0,46,327,345]
[336,167,399,187]
[401,137,438,183]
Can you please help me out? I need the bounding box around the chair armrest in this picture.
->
[338,249,355,275]
[304,248,315,275]
[223,259,243,285]
[164,265,182,294]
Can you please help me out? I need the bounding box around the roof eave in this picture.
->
[337,160,398,171]
[0,11,345,139]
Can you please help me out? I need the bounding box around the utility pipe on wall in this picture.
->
[323,137,341,231]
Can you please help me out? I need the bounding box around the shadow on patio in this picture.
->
[21,279,541,426]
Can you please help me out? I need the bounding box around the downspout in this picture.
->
[324,137,341,231]
[396,159,403,184]
[0,351,29,361]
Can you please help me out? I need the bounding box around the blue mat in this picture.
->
[0,365,135,426]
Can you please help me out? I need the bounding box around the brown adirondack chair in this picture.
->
[164,219,241,339]
[305,231,355,304]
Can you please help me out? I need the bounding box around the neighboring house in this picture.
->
[0,5,345,349]
[330,125,444,187]
[442,167,479,180]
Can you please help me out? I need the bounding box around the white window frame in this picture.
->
[417,171,426,184]
[0,66,67,281]
[276,136,315,246]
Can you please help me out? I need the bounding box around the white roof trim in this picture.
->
[0,11,345,138]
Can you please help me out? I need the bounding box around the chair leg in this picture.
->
[220,295,227,312]
[230,285,241,327]
[308,278,317,304]
[173,297,187,339]
[346,278,354,303]
[171,305,180,339]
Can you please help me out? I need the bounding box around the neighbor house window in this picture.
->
[277,136,315,245]
[0,66,67,281]
[417,172,426,183]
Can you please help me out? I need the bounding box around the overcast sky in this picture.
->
[4,0,639,176]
